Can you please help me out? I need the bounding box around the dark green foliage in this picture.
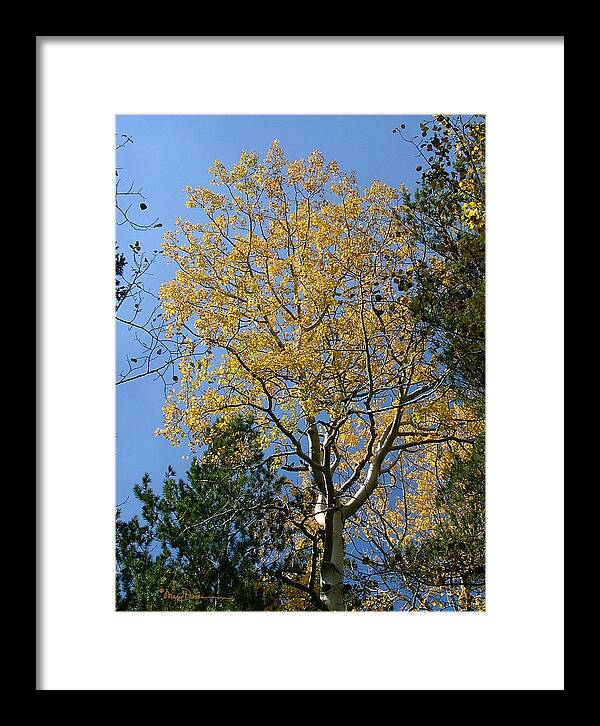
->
[393,116,486,603]
[116,416,288,611]
[395,434,485,598]
[395,115,485,398]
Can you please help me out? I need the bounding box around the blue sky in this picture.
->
[116,114,430,518]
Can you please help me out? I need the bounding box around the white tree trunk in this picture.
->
[321,509,345,611]
[314,491,326,528]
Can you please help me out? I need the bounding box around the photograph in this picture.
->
[115,114,486,612]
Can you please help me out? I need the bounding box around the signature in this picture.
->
[159,587,234,603]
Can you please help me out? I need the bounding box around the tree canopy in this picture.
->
[143,121,485,611]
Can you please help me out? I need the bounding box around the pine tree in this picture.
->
[116,415,289,610]
[390,115,486,607]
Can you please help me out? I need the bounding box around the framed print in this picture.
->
[38,36,564,691]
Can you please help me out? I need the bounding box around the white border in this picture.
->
[39,37,564,690]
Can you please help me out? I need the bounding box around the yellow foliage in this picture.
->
[157,142,470,461]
